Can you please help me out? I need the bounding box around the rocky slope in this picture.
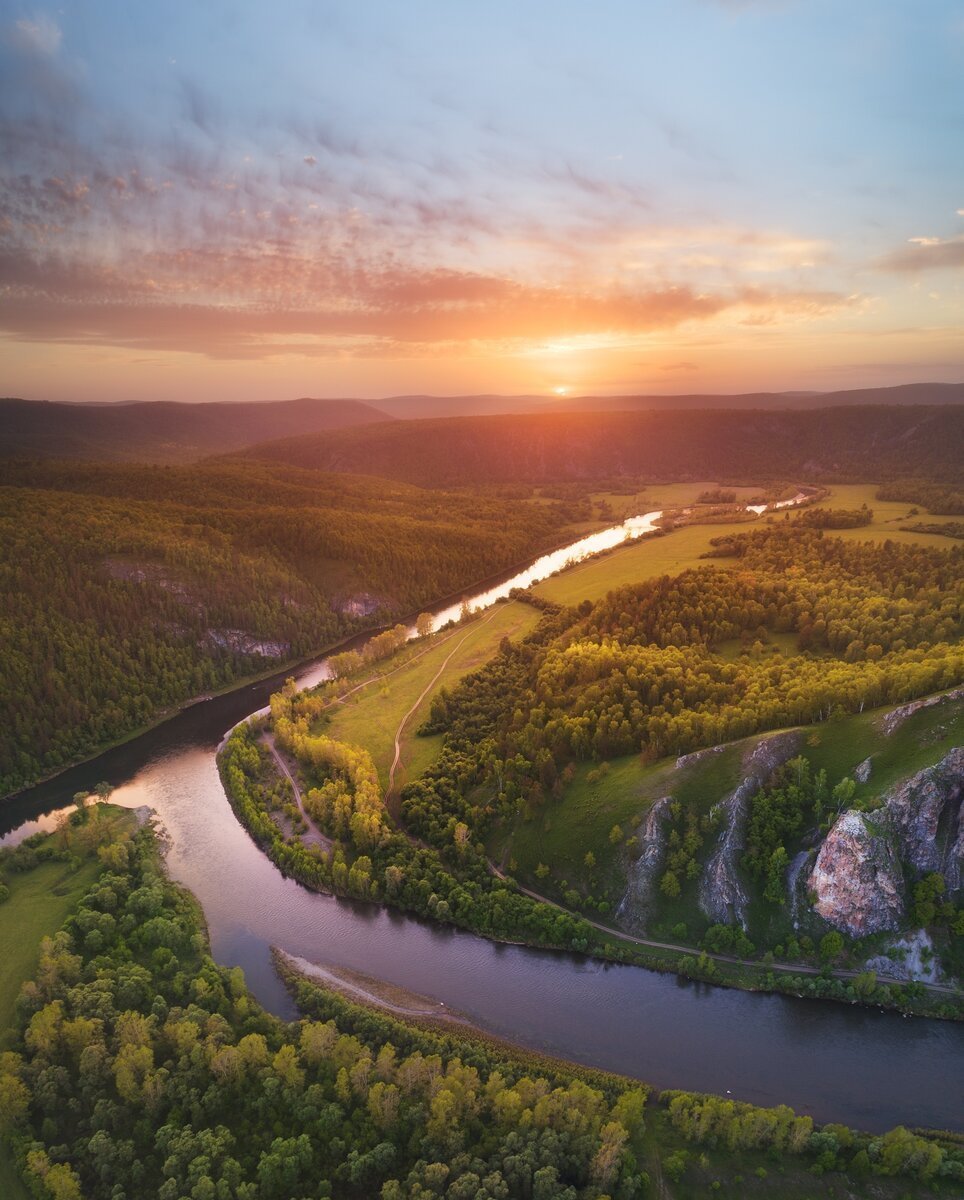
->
[809,747,963,937]
[698,730,802,928]
[616,796,674,934]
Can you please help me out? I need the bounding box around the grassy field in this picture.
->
[0,855,106,1041]
[802,482,957,549]
[319,600,541,791]
[532,483,953,607]
[0,808,135,1199]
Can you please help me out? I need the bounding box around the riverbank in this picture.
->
[1,510,627,804]
[274,947,964,1195]
[219,719,962,1024]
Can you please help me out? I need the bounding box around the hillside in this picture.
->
[0,396,390,462]
[375,381,964,419]
[0,460,573,797]
[231,404,964,485]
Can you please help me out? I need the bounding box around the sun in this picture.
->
[553,386,569,396]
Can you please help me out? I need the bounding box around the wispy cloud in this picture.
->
[7,14,62,57]
[877,235,964,272]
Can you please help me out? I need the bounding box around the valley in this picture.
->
[2,408,963,1197]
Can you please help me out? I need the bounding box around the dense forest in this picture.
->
[875,480,964,515]
[229,405,964,486]
[422,530,963,792]
[0,461,572,797]
[2,813,961,1198]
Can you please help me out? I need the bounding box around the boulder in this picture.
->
[854,757,873,784]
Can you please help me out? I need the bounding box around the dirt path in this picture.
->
[386,608,499,813]
[261,732,335,854]
[486,863,960,997]
[331,623,466,707]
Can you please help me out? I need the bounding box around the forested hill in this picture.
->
[230,404,964,486]
[0,460,571,796]
[375,380,964,419]
[0,396,390,462]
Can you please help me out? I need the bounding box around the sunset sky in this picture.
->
[1,0,962,403]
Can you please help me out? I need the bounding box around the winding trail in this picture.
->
[261,732,334,854]
[386,608,499,814]
[486,863,960,997]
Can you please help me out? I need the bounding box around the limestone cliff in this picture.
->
[698,730,802,928]
[616,796,673,934]
[883,746,963,884]
[809,811,905,937]
[809,747,963,937]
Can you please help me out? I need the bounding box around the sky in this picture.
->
[1,0,962,403]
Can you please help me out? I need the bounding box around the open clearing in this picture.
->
[533,483,951,607]
[320,599,541,791]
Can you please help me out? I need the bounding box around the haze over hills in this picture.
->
[1,383,961,463]
[0,396,389,462]
[229,404,964,487]
[376,382,964,420]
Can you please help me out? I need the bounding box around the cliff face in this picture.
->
[616,796,673,934]
[698,730,801,928]
[809,811,905,937]
[884,746,963,883]
[809,748,963,937]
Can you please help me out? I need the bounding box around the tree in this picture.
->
[819,931,844,963]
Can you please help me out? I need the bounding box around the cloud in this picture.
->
[877,235,964,272]
[8,14,61,57]
[0,237,856,360]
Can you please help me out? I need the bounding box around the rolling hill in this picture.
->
[0,396,390,462]
[229,404,964,486]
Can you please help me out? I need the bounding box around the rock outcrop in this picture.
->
[877,687,964,737]
[616,796,673,933]
[884,746,963,883]
[854,757,873,784]
[698,730,802,928]
[809,811,905,937]
[675,745,725,771]
[865,930,944,986]
[809,747,963,937]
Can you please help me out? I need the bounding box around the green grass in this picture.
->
[319,600,541,791]
[533,483,953,608]
[0,1153,29,1200]
[532,523,737,606]
[0,855,105,1041]
[803,689,964,805]
[801,482,955,550]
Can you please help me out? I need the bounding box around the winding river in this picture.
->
[3,508,962,1134]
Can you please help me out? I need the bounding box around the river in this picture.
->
[3,507,962,1134]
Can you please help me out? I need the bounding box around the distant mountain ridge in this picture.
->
[0,396,390,462]
[229,404,964,486]
[373,381,964,419]
[3,382,961,462]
